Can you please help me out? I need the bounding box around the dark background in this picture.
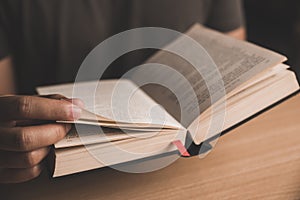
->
[244,0,300,80]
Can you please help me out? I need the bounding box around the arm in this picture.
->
[0,56,16,95]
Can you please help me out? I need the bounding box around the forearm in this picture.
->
[0,56,16,95]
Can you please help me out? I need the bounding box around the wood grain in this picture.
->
[1,94,300,200]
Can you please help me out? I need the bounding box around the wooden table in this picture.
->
[1,94,300,200]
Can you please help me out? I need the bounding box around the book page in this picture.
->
[55,125,176,148]
[37,79,182,129]
[129,24,286,128]
[189,67,299,144]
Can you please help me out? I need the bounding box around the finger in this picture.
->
[0,164,43,184]
[0,96,82,121]
[41,94,85,108]
[0,124,71,151]
[0,147,50,168]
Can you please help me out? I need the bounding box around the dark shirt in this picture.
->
[0,0,244,94]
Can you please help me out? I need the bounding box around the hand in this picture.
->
[0,95,83,183]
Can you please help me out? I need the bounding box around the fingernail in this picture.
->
[63,98,85,108]
[71,99,85,108]
[70,106,82,120]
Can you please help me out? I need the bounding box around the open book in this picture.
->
[37,24,299,177]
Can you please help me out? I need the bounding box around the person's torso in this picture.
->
[1,0,211,94]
